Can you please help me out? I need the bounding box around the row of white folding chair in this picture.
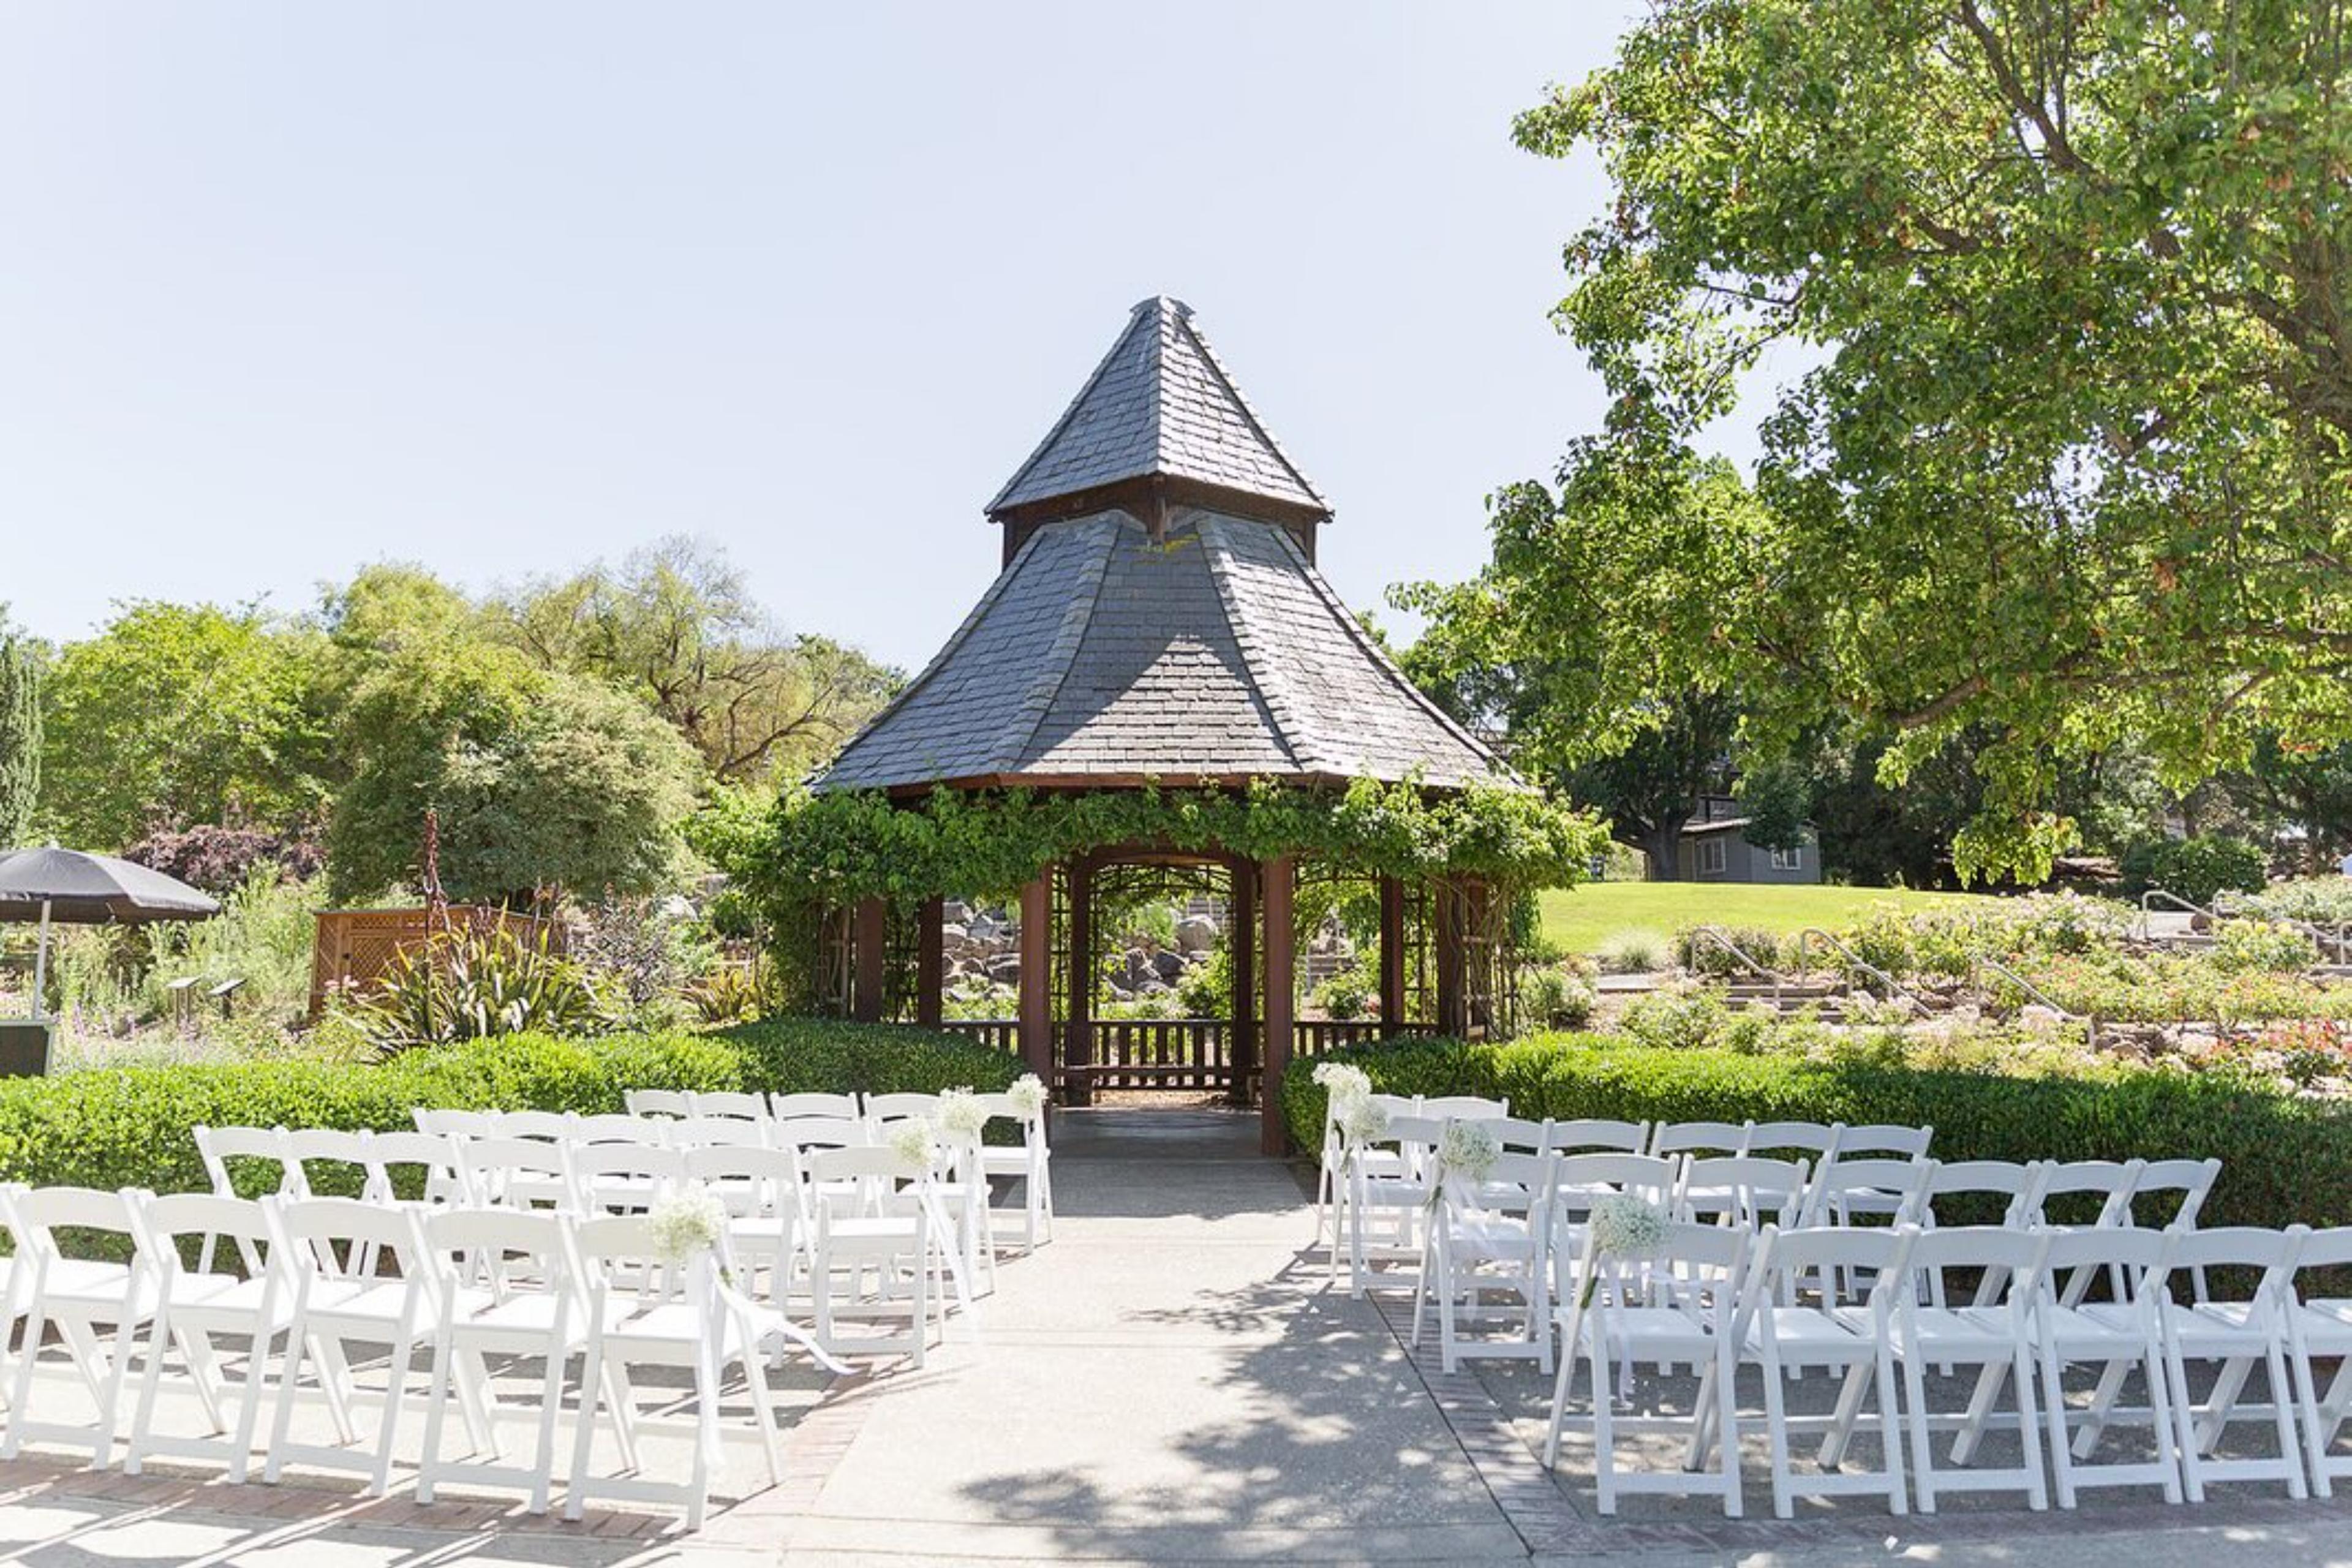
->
[1540,1218,2342,1521]
[1646,1120,1933,1164]
[0,1185,827,1528]
[1313,1094,1509,1246]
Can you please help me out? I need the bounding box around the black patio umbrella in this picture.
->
[0,847,221,1019]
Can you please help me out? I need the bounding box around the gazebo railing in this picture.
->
[934,1017,1441,1089]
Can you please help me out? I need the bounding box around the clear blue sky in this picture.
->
[0,4,1665,671]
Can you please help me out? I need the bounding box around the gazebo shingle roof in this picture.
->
[820,299,1512,794]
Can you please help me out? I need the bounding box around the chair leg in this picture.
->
[2266,1341,2311,1499]
[1902,1354,1937,1513]
[262,1305,311,1483]
[1715,1343,1743,1518]
[1592,1328,1618,1515]
[1542,1333,1577,1469]
[2040,1342,2079,1509]
[1950,1360,2008,1466]
[565,1335,606,1522]
[2293,1332,2334,1501]
[369,1329,416,1498]
[2165,1337,2207,1504]
[227,1322,279,1486]
[416,1325,458,1503]
[2013,1346,2049,1510]
[124,1305,174,1475]
[1760,1353,1793,1520]
[1876,1346,1910,1517]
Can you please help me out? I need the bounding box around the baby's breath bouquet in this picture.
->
[1007,1073,1049,1118]
[937,1086,990,1144]
[888,1116,939,1169]
[648,1183,732,1284]
[1428,1119,1501,1207]
[1577,1193,1672,1307]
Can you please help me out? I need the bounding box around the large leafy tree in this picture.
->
[1514,0,2352,879]
[0,625,39,846]
[489,537,899,785]
[39,603,333,847]
[328,645,703,905]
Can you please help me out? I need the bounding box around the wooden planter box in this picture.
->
[0,1020,52,1078]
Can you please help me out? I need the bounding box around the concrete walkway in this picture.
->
[3,1106,2352,1564]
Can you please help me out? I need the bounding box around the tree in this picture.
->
[1515,0,2352,880]
[0,628,39,846]
[39,603,332,848]
[327,645,703,905]
[489,537,899,785]
[2223,734,2352,874]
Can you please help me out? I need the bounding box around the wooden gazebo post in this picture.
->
[1378,875,1406,1030]
[1259,854,1296,1155]
[1065,856,1095,1107]
[1229,858,1257,1108]
[1017,869,1054,1090]
[851,895,888,1023]
[915,894,945,1030]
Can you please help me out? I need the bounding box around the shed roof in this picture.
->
[818,507,1510,793]
[987,296,1329,521]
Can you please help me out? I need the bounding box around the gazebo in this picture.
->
[815,296,1526,1152]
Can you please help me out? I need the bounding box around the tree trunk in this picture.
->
[1641,819,1688,881]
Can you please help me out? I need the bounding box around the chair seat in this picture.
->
[2035,1303,2157,1355]
[1746,1307,1871,1357]
[978,1148,1044,1176]
[164,1272,278,1317]
[1891,1306,2019,1355]
[1444,1213,1539,1261]
[303,1278,419,1326]
[2294,1298,2352,1352]
[36,1260,154,1316]
[1568,1305,1718,1357]
[591,1300,708,1357]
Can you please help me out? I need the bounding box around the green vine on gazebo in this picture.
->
[701,775,1608,916]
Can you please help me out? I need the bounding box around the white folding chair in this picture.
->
[1547,1118,1648,1156]
[415,1207,579,1515]
[459,1137,575,1212]
[413,1107,500,1139]
[1545,1221,1749,1517]
[802,1146,943,1363]
[567,1214,788,1529]
[690,1090,772,1123]
[497,1110,573,1142]
[770,1091,860,1120]
[567,1142,687,1217]
[1913,1161,2047,1316]
[2028,1226,2182,1506]
[280,1128,375,1201]
[123,1193,292,1482]
[1,1186,159,1469]
[264,1199,439,1496]
[1801,1158,1932,1232]
[1740,1223,1913,1517]
[1649,1121,1747,1159]
[625,1088,695,1118]
[1551,1153,1681,1251]
[2284,1225,2352,1497]
[568,1112,663,1145]
[2029,1159,2147,1308]
[2157,1225,2309,1502]
[684,1145,808,1306]
[1743,1121,1842,1163]
[1316,1092,1414,1259]
[1888,1226,2051,1512]
[970,1091,1053,1254]
[361,1131,469,1210]
[1675,1156,1810,1232]
[1414,1150,1558,1373]
[666,1115,775,1151]
[864,1091,941,1125]
[193,1125,295,1273]
[1419,1095,1508,1121]
[2130,1158,2223,1301]
[1346,1114,1442,1297]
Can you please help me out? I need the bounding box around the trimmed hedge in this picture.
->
[0,1018,1018,1202]
[1284,1034,2352,1235]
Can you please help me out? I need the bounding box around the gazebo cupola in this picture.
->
[817,296,1523,1151]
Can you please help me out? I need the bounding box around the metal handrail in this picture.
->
[1794,927,1921,1008]
[1684,926,1785,1006]
[2146,887,2352,964]
[1972,956,2101,1049]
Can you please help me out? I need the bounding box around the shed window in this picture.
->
[1770,846,1804,872]
[1697,838,1727,875]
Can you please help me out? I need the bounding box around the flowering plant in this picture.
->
[888,1117,938,1169]
[1007,1073,1049,1118]
[647,1183,729,1266]
[937,1087,989,1142]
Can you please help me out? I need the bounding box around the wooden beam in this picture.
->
[1259,854,1295,1156]
[1378,875,1406,1032]
[851,896,888,1023]
[915,894,944,1030]
[1229,860,1257,1107]
[1018,871,1054,1090]
[1065,856,1095,1107]
[1434,880,1466,1038]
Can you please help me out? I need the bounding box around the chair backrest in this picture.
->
[567,1141,687,1190]
[1490,1116,1551,1154]
[1677,1155,1811,1227]
[1547,1117,1647,1155]
[497,1109,572,1142]
[1904,1223,2049,1305]
[681,1144,801,1216]
[690,1090,771,1122]
[804,1144,928,1187]
[1380,1114,1447,1160]
[276,1196,427,1277]
[412,1107,499,1139]
[458,1136,574,1208]
[1744,1121,1841,1157]
[2129,1158,2223,1229]
[1650,1120,1748,1158]
[1365,1092,1418,1119]
[2028,1158,2145,1228]
[864,1091,941,1124]
[1455,1150,1558,1218]
[361,1131,467,1204]
[568,1214,701,1311]
[1575,1218,1747,1325]
[420,1205,575,1299]
[665,1115,773,1150]
[1800,1156,1932,1227]
[770,1091,860,1120]
[1553,1152,1680,1207]
[137,1192,277,1275]
[567,1112,661,1145]
[1836,1123,1932,1159]
[774,1114,871,1153]
[968,1091,1041,1133]
[1744,1223,1914,1324]
[624,1088,695,1118]
[2161,1224,2304,1281]
[2290,1224,2352,1276]
[194,1124,294,1197]
[2037,1224,2171,1311]
[1419,1095,1508,1121]
[1918,1159,2042,1227]
[9,1185,146,1261]
[279,1128,374,1200]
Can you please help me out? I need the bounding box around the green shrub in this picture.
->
[1517,965,1597,1030]
[0,1017,1017,1207]
[2211,920,2321,974]
[1679,925,1785,976]
[1281,1033,2352,1236]
[1596,928,1670,973]
[2237,877,2352,928]
[2122,834,2269,907]
[1619,985,1726,1050]
[1313,965,1371,1021]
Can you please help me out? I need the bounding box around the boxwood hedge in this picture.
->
[0,1017,1018,1201]
[1284,1034,2352,1234]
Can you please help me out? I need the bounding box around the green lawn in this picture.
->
[1539,881,1997,955]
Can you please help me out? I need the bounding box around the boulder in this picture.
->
[1152,950,1186,983]
[1175,914,1219,953]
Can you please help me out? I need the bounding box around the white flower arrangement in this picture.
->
[1336,1093,1390,1147]
[1432,1119,1501,1187]
[1312,1061,1373,1107]
[1587,1194,1670,1260]
[646,1183,729,1266]
[1007,1073,1049,1118]
[887,1115,939,1169]
[937,1086,990,1143]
